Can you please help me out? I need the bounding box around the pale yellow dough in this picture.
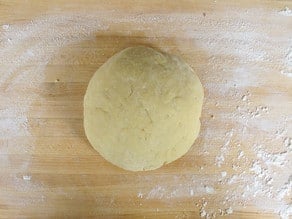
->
[84,46,204,171]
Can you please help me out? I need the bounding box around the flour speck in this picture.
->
[22,175,31,181]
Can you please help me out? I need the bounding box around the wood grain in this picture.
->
[0,0,292,218]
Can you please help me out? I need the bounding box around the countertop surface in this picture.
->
[0,1,291,218]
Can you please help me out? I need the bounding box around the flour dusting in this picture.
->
[0,6,291,218]
[279,7,292,16]
[281,48,292,77]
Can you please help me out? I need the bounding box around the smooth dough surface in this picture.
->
[84,46,204,171]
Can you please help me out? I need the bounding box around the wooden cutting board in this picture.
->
[0,1,291,218]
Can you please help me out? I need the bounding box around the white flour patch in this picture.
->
[22,175,32,181]
[204,185,215,194]
[190,189,194,196]
[2,24,10,30]
[0,117,29,137]
[279,7,292,16]
[281,48,292,77]
[281,72,292,77]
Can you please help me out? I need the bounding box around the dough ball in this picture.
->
[84,46,204,171]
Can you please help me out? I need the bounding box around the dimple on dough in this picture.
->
[84,46,204,171]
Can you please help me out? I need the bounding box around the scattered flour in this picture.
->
[146,185,166,199]
[278,7,292,16]
[0,14,109,209]
[0,6,291,219]
[200,209,207,218]
[0,15,106,137]
[215,130,233,167]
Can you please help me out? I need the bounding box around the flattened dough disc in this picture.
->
[84,46,204,171]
